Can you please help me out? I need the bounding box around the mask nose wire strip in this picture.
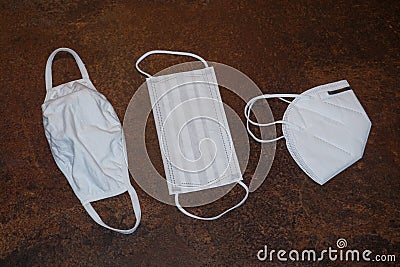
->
[244,93,301,143]
[135,50,209,78]
[45,47,89,92]
[83,185,142,234]
[174,181,249,221]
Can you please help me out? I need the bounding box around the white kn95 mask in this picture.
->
[42,48,141,234]
[245,80,372,185]
[136,50,249,220]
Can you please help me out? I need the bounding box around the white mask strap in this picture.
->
[245,93,301,143]
[174,181,249,221]
[45,48,90,92]
[83,185,141,234]
[135,50,209,78]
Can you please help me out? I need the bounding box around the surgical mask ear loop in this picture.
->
[135,50,209,78]
[244,93,303,143]
[174,181,249,221]
[45,47,90,92]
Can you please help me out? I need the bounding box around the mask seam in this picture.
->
[151,80,176,188]
[312,135,352,156]
[322,99,365,115]
[44,79,94,103]
[297,105,345,126]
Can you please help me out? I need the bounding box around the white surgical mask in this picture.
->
[136,50,249,220]
[42,48,141,234]
[245,80,372,185]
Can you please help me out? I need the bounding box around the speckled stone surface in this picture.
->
[0,0,399,266]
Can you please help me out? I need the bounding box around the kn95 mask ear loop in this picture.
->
[244,94,302,143]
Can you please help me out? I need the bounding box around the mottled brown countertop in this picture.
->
[0,0,399,266]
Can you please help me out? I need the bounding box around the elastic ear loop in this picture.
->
[45,47,90,92]
[244,94,301,143]
[83,185,141,234]
[135,50,209,78]
[174,181,249,221]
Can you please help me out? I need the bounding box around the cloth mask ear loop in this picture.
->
[174,181,249,221]
[45,48,90,92]
[135,50,209,78]
[83,185,141,234]
[244,94,301,143]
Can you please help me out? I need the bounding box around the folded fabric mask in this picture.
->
[245,80,372,185]
[42,48,141,234]
[136,50,249,220]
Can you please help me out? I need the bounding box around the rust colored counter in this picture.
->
[0,1,399,266]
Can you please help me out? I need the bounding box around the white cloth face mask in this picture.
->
[136,50,249,220]
[42,48,141,234]
[245,80,372,185]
